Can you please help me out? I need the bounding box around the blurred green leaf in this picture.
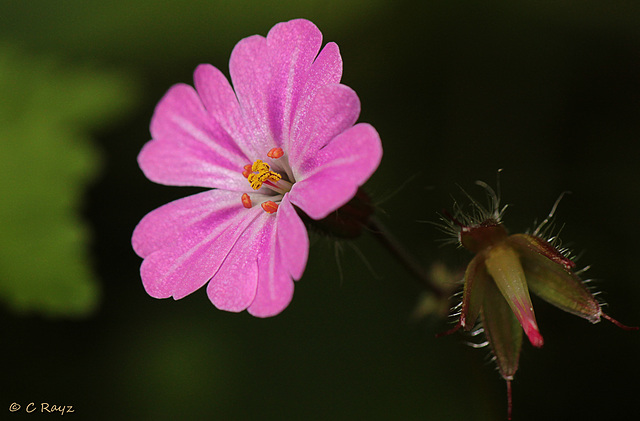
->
[0,0,389,67]
[0,44,136,316]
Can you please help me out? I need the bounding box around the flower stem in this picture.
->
[367,216,447,299]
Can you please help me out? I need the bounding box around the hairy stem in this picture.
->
[367,216,447,299]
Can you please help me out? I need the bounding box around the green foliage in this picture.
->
[0,0,388,67]
[0,44,136,316]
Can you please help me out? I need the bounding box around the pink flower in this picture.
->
[131,19,382,317]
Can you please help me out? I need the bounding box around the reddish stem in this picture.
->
[602,313,639,331]
[507,380,513,420]
[368,216,448,299]
[435,323,461,339]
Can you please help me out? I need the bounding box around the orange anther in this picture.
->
[242,164,253,178]
[267,147,284,159]
[261,201,279,214]
[241,193,252,209]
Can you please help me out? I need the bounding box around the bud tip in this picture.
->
[522,319,544,348]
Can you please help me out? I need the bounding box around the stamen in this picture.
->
[241,193,252,209]
[261,181,284,195]
[261,201,279,214]
[242,164,252,179]
[275,179,293,190]
[246,159,282,190]
[262,178,294,195]
[251,159,269,173]
[267,147,284,159]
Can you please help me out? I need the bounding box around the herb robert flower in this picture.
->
[132,19,382,317]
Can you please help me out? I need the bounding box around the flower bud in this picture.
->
[437,183,637,419]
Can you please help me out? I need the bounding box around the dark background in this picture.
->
[2,1,639,420]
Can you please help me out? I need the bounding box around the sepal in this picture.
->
[459,254,490,330]
[508,234,601,324]
[484,244,544,348]
[482,277,523,382]
[299,188,374,238]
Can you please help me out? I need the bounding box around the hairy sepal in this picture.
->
[508,234,601,324]
[484,244,543,348]
[481,278,523,381]
[460,254,490,330]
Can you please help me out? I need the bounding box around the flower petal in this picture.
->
[194,63,255,160]
[265,19,323,147]
[289,123,382,220]
[141,83,248,190]
[289,40,343,131]
[296,40,343,105]
[248,224,294,317]
[132,190,244,259]
[136,191,266,300]
[289,83,360,175]
[229,19,342,160]
[276,195,309,280]
[207,214,274,312]
[229,34,277,155]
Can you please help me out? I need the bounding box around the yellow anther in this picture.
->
[251,159,270,173]
[246,159,282,190]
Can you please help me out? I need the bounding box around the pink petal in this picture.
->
[264,19,323,147]
[247,224,295,317]
[137,191,268,300]
[288,41,343,133]
[229,34,277,155]
[229,19,342,159]
[289,123,382,220]
[296,40,343,106]
[289,83,361,176]
[132,189,243,259]
[207,214,275,312]
[141,83,248,190]
[276,195,309,280]
[194,64,257,161]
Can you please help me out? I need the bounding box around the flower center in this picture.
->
[240,148,293,214]
[244,160,282,190]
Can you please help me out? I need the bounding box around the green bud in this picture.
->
[436,183,637,419]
